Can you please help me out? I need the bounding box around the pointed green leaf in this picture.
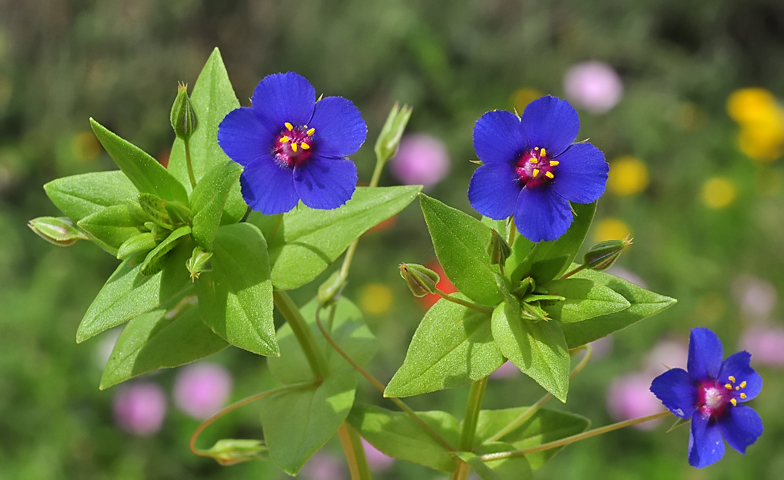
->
[248,185,421,290]
[541,278,630,323]
[195,223,277,356]
[90,118,188,205]
[491,304,570,401]
[140,225,191,276]
[260,370,356,475]
[138,193,176,229]
[419,194,503,305]
[190,160,245,250]
[347,404,460,473]
[268,297,378,384]
[100,290,228,389]
[117,232,157,260]
[385,295,504,397]
[44,171,139,222]
[560,268,677,347]
[77,203,147,256]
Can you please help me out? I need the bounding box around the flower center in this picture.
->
[273,122,315,168]
[698,375,748,418]
[515,147,559,188]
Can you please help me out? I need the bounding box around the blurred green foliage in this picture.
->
[2,0,784,479]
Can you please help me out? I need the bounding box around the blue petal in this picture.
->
[520,96,580,157]
[688,328,723,381]
[218,107,278,166]
[717,405,763,454]
[293,154,357,210]
[689,413,725,468]
[308,96,367,158]
[240,154,299,215]
[468,162,521,220]
[251,72,316,127]
[718,351,763,401]
[514,186,572,242]
[649,368,699,419]
[551,143,609,203]
[473,110,527,164]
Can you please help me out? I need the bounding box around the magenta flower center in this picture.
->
[515,147,559,188]
[697,375,748,418]
[273,122,315,168]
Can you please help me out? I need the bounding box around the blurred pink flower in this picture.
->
[490,360,520,379]
[173,362,233,420]
[741,325,784,367]
[588,335,614,360]
[113,381,167,436]
[606,374,664,430]
[644,338,688,375]
[301,453,346,480]
[362,439,395,471]
[732,275,777,319]
[563,61,623,114]
[606,266,647,288]
[390,134,450,188]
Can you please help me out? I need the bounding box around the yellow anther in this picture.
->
[735,386,741,390]
[280,136,290,143]
[529,157,538,164]
[534,147,540,150]
[307,128,315,135]
[291,142,298,152]
[545,171,555,179]
[740,381,747,388]
[533,169,540,177]
[540,148,547,157]
[725,384,733,390]
[301,142,310,150]
[549,160,560,167]
[731,398,737,407]
[740,393,747,399]
[285,122,294,131]
[728,376,736,383]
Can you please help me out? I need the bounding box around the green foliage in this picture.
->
[454,448,533,480]
[43,171,140,223]
[116,232,157,260]
[189,160,245,250]
[139,225,191,276]
[200,439,270,466]
[541,278,631,323]
[77,203,147,256]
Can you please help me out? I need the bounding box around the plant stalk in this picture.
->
[272,290,330,380]
[184,138,197,189]
[451,377,488,480]
[338,423,373,480]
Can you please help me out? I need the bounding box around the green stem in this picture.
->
[451,378,488,480]
[338,423,373,480]
[561,264,587,279]
[272,290,330,380]
[184,138,197,189]
[436,288,493,315]
[507,220,517,247]
[479,411,673,462]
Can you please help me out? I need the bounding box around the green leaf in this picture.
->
[195,223,277,356]
[541,278,630,323]
[168,48,246,223]
[260,370,357,475]
[474,407,590,470]
[491,304,570,402]
[76,242,192,342]
[347,404,460,473]
[248,185,421,290]
[44,171,139,222]
[481,216,510,241]
[385,295,504,397]
[77,203,147,256]
[138,193,176,229]
[100,290,228,389]
[454,446,533,480]
[560,268,677,348]
[190,160,245,250]
[117,232,157,260]
[419,194,503,305]
[528,255,569,284]
[140,225,191,276]
[90,118,188,205]
[268,297,378,384]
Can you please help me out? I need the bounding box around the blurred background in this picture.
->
[2,0,784,478]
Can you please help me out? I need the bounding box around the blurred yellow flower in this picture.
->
[700,177,736,209]
[511,88,543,114]
[70,132,101,163]
[727,88,779,125]
[727,88,784,163]
[593,218,631,243]
[738,122,784,162]
[607,156,649,196]
[358,283,394,316]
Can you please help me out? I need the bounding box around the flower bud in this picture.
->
[202,439,269,466]
[28,216,88,246]
[139,193,175,229]
[170,83,198,140]
[375,102,413,165]
[399,263,439,297]
[117,232,157,260]
[186,246,213,280]
[487,230,511,266]
[583,236,633,271]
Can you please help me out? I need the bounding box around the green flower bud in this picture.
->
[201,439,269,466]
[116,232,157,260]
[170,83,198,140]
[583,236,633,271]
[186,246,213,280]
[375,102,413,165]
[28,216,88,246]
[513,276,536,297]
[318,271,345,306]
[487,229,511,266]
[139,193,175,229]
[399,263,439,297]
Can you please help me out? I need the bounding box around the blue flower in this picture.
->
[218,72,367,214]
[468,96,609,242]
[650,328,763,468]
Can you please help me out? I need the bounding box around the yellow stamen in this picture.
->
[729,376,736,383]
[735,386,740,390]
[285,122,294,131]
[307,128,315,135]
[534,147,539,150]
[280,136,290,143]
[549,160,559,167]
[540,148,547,157]
[731,398,737,406]
[529,157,538,164]
[740,393,747,399]
[740,381,747,388]
[533,169,540,178]
[301,142,310,150]
[725,384,733,390]
[291,142,298,152]
[545,171,555,179]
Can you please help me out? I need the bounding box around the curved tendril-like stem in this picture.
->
[479,411,673,462]
[314,306,455,451]
[436,288,493,315]
[189,382,314,458]
[486,345,593,443]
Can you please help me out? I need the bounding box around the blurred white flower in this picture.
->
[563,61,623,114]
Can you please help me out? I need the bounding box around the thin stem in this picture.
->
[436,288,493,315]
[561,264,587,280]
[338,423,373,480]
[184,138,197,189]
[273,290,330,380]
[369,157,385,189]
[452,378,488,480]
[189,382,314,458]
[507,220,516,247]
[486,346,593,443]
[314,306,454,451]
[479,411,673,462]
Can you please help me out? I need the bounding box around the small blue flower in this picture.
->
[218,72,367,214]
[468,96,609,242]
[650,328,764,468]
